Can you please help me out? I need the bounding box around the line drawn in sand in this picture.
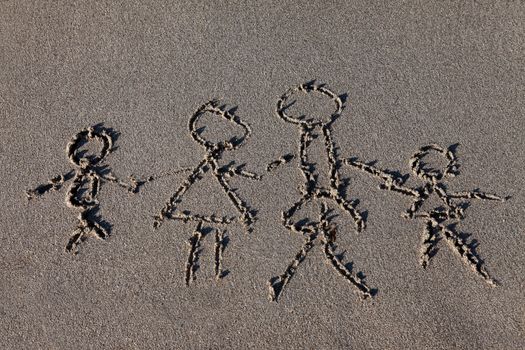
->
[346,144,508,285]
[26,124,142,254]
[266,82,378,302]
[153,100,261,285]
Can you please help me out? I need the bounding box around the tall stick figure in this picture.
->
[266,82,374,301]
[347,144,506,285]
[26,124,140,254]
[153,100,261,285]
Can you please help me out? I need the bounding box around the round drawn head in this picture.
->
[189,100,251,151]
[410,144,459,182]
[67,126,113,167]
[276,82,344,127]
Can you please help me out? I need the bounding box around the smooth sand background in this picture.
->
[1,1,524,349]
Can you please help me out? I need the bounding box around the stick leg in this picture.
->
[441,225,497,286]
[420,219,440,268]
[322,233,374,299]
[282,195,311,233]
[65,211,109,254]
[268,232,316,302]
[185,222,204,286]
[90,221,109,241]
[214,229,227,280]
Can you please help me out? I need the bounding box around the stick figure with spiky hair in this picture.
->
[266,82,375,302]
[26,124,141,254]
[153,100,261,285]
[346,144,507,285]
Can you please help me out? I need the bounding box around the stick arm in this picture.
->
[25,170,74,200]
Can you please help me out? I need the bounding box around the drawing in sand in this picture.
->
[347,144,507,285]
[266,82,376,301]
[153,100,261,285]
[26,124,140,254]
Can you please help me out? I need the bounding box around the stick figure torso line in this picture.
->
[153,100,261,284]
[266,82,375,301]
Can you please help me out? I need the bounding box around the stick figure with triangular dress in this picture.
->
[153,100,261,285]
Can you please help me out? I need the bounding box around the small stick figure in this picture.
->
[153,100,261,285]
[26,124,141,254]
[266,82,374,302]
[348,144,507,285]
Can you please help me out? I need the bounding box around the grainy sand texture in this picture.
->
[1,1,524,349]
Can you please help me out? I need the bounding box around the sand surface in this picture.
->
[1,1,524,349]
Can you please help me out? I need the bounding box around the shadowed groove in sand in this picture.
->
[185,221,204,285]
[214,229,228,280]
[23,88,508,297]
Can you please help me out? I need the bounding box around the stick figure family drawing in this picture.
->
[26,82,508,301]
